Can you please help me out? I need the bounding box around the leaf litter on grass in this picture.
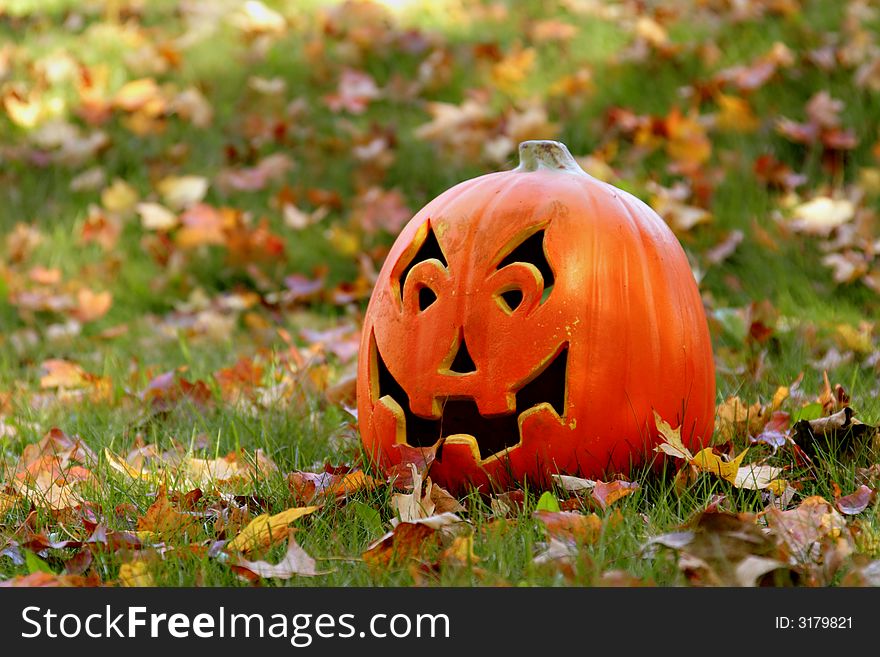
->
[1,0,880,587]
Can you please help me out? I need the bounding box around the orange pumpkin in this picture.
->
[357,140,715,493]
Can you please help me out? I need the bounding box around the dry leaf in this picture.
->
[226,505,319,553]
[232,531,327,580]
[136,486,198,538]
[391,464,435,522]
[836,485,875,515]
[137,202,179,231]
[118,560,155,587]
[734,464,784,490]
[157,175,209,210]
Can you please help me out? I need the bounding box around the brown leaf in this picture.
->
[287,470,380,504]
[387,443,438,487]
[362,522,438,568]
[429,482,466,514]
[766,495,850,562]
[136,486,198,537]
[490,490,525,518]
[214,357,264,403]
[0,572,102,587]
[40,360,94,389]
[644,510,791,586]
[591,480,639,510]
[141,370,214,411]
[533,511,603,544]
[792,407,877,457]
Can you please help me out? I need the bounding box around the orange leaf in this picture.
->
[73,288,112,323]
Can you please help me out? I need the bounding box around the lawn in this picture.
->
[1,0,879,587]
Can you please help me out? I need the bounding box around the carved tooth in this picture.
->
[378,395,408,446]
[443,434,481,462]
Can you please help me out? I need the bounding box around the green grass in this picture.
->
[1,0,879,586]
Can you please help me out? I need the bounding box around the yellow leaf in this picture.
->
[104,448,155,482]
[183,456,244,488]
[715,396,764,441]
[652,411,693,460]
[1,492,19,513]
[491,48,536,94]
[119,560,154,587]
[101,179,139,214]
[767,479,789,496]
[227,506,319,553]
[665,109,711,168]
[789,196,854,236]
[113,78,161,112]
[735,464,783,490]
[439,535,480,566]
[770,386,789,412]
[691,447,749,484]
[715,94,760,133]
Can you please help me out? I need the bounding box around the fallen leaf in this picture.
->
[0,572,102,587]
[105,448,155,482]
[533,511,603,544]
[324,68,381,114]
[1,492,18,514]
[101,178,139,214]
[231,531,327,581]
[766,496,849,563]
[118,560,155,587]
[226,505,319,553]
[734,464,784,490]
[551,474,596,492]
[287,470,379,503]
[136,486,198,538]
[157,175,209,210]
[137,202,179,231]
[792,407,877,457]
[362,522,438,569]
[391,464,435,523]
[429,482,466,514]
[788,196,855,236]
[653,411,693,460]
[73,288,112,323]
[644,510,791,586]
[591,480,639,509]
[691,447,749,484]
[364,512,471,569]
[836,485,875,515]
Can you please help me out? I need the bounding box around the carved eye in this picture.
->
[499,288,523,312]
[418,287,437,311]
[498,229,554,290]
[494,228,554,313]
[397,222,447,304]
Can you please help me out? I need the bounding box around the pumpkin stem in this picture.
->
[516,140,583,174]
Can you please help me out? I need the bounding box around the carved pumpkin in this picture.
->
[357,140,715,494]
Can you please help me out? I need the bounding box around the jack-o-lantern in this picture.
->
[357,140,715,494]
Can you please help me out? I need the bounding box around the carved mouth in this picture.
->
[372,337,567,461]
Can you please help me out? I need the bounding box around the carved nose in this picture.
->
[447,336,476,374]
